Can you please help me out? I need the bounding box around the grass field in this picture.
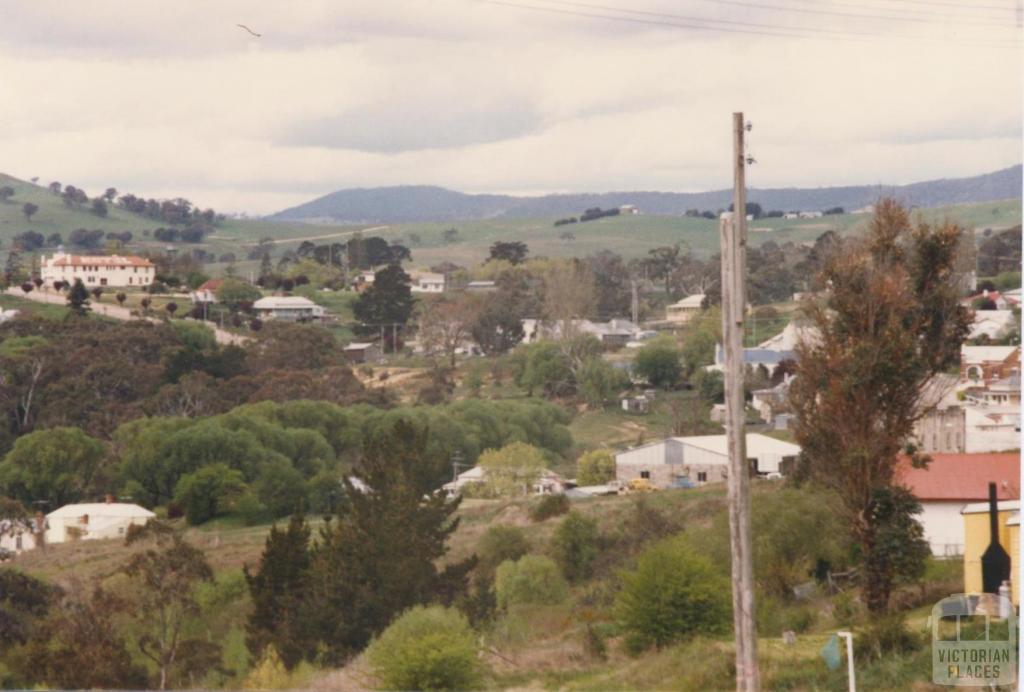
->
[0,292,68,319]
[2,173,1020,275]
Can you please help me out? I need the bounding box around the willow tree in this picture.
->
[789,199,972,612]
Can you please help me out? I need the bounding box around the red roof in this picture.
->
[197,278,225,291]
[52,254,154,268]
[897,453,1020,502]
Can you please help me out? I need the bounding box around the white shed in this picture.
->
[614,433,801,488]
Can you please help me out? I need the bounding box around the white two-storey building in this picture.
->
[41,251,156,287]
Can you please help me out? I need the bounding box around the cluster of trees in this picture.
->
[0,390,571,522]
[153,226,209,243]
[116,193,220,227]
[0,317,376,454]
[977,226,1021,276]
[0,521,242,689]
[579,206,621,222]
[510,336,628,406]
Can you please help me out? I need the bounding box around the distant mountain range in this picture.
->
[268,165,1022,225]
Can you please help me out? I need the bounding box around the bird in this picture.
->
[237,24,261,37]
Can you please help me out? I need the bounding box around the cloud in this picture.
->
[277,103,545,152]
[0,1,1019,213]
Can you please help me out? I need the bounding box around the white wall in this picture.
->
[42,259,155,287]
[920,501,968,557]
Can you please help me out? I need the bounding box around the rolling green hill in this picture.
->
[1,173,1019,276]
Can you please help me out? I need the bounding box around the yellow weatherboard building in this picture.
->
[962,500,1019,605]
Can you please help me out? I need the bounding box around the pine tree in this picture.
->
[66,279,91,316]
[352,264,414,343]
[309,419,474,662]
[244,515,315,670]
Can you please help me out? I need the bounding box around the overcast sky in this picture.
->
[1,0,1021,214]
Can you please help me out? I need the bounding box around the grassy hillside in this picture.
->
[8,485,956,690]
[2,172,1019,275]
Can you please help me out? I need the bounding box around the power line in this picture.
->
[547,0,1019,29]
[478,0,1022,48]
[788,0,1021,15]
[687,0,1021,26]
[539,0,886,39]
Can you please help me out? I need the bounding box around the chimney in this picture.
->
[105,493,114,504]
[981,481,1011,594]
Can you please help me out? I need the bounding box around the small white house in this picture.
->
[253,296,326,321]
[614,433,801,488]
[189,278,224,304]
[0,308,20,324]
[41,251,155,287]
[46,502,155,544]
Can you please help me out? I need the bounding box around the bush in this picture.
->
[529,493,570,522]
[615,536,730,651]
[365,605,482,691]
[633,341,683,389]
[756,595,817,636]
[576,449,615,486]
[254,460,307,519]
[854,612,922,662]
[687,486,852,598]
[495,555,569,609]
[552,511,600,582]
[476,525,529,579]
[174,464,247,525]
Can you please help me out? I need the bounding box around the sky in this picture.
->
[1,0,1022,214]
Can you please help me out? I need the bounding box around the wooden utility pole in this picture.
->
[721,111,760,691]
[630,279,639,325]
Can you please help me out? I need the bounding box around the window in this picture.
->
[640,470,650,479]
[697,471,707,482]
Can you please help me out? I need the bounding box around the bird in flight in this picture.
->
[237,24,261,37]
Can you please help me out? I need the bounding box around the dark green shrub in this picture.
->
[173,464,246,525]
[529,493,570,522]
[633,341,683,389]
[552,511,600,582]
[615,536,730,651]
[254,460,307,519]
[365,605,483,691]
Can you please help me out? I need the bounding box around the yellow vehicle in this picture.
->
[627,478,658,493]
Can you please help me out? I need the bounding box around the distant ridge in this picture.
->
[268,165,1022,224]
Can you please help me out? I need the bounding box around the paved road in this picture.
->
[208,225,390,246]
[4,288,249,345]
